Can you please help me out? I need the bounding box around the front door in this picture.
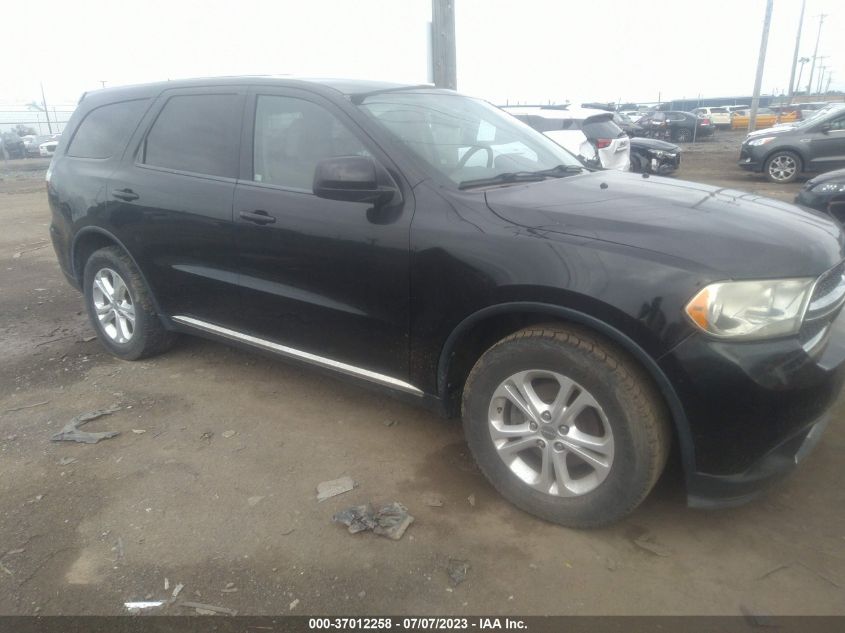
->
[232,89,414,381]
[807,113,845,172]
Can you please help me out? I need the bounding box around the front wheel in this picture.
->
[764,151,801,183]
[462,325,670,527]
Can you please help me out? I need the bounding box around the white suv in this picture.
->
[692,107,731,128]
[504,106,630,171]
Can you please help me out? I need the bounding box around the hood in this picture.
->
[806,168,845,188]
[484,170,844,279]
[745,125,800,140]
[629,137,680,152]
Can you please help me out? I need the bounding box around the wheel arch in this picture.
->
[763,146,806,172]
[71,227,169,324]
[436,301,696,482]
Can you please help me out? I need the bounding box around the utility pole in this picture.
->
[795,57,810,96]
[787,0,806,103]
[812,56,829,96]
[40,83,53,135]
[749,0,774,133]
[826,73,834,94]
[806,13,827,95]
[431,0,457,90]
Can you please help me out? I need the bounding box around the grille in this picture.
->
[801,260,845,349]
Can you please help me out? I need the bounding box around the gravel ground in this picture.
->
[1,144,843,616]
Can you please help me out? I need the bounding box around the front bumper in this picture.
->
[738,144,765,172]
[660,308,845,508]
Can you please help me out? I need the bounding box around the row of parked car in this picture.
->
[503,105,694,176]
[0,131,61,159]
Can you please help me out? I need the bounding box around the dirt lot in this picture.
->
[1,137,844,616]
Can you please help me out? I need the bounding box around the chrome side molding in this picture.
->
[172,315,424,397]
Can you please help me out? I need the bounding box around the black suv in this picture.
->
[739,106,845,183]
[49,78,845,527]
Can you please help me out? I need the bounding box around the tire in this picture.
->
[674,128,692,143]
[83,246,175,360]
[462,325,670,528]
[764,150,801,184]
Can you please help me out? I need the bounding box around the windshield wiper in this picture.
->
[458,164,584,190]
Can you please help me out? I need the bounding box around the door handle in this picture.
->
[239,210,276,225]
[112,188,139,202]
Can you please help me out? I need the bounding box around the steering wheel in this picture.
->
[455,144,494,171]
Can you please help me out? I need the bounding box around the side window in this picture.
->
[253,95,370,190]
[827,116,845,131]
[67,99,149,159]
[142,94,241,178]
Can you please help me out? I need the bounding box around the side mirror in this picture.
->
[313,156,394,205]
[819,123,831,134]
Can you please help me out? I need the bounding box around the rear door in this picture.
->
[231,87,414,380]
[806,113,845,171]
[107,87,246,324]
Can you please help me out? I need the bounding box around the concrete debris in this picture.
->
[222,430,236,438]
[178,601,237,616]
[447,559,470,586]
[248,495,264,507]
[172,583,184,598]
[132,429,146,434]
[467,494,476,507]
[317,476,356,502]
[164,578,169,591]
[333,502,414,540]
[289,598,300,610]
[50,405,121,444]
[58,457,77,466]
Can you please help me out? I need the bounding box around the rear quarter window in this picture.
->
[66,99,150,159]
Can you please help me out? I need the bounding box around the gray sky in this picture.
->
[2,0,843,108]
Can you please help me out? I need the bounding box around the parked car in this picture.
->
[692,106,731,128]
[612,112,644,137]
[504,106,631,171]
[637,111,715,142]
[503,106,599,166]
[628,137,682,175]
[39,137,60,157]
[731,107,800,130]
[747,103,845,138]
[795,167,845,222]
[23,134,52,157]
[797,102,832,121]
[0,131,26,159]
[739,106,845,182]
[49,77,845,528]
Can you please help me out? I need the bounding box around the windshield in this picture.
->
[357,91,582,186]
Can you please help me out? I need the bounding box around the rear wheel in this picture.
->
[462,325,670,528]
[764,151,801,183]
[83,246,174,360]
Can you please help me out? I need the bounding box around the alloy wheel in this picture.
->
[487,370,614,497]
[768,154,797,182]
[92,268,136,344]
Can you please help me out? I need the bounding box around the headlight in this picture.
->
[812,182,845,193]
[650,150,665,158]
[747,137,775,146]
[685,278,814,340]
